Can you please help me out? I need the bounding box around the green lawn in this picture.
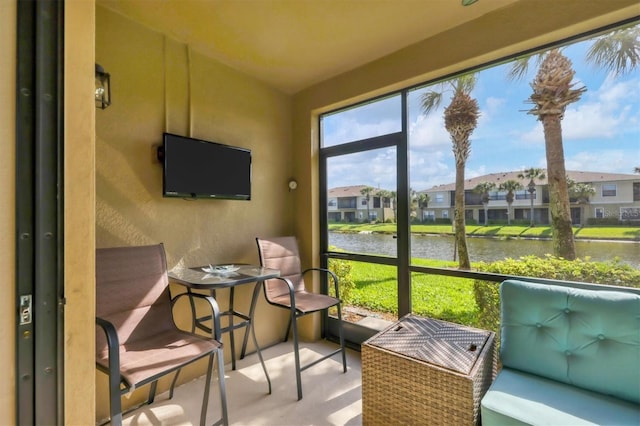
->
[348,259,480,327]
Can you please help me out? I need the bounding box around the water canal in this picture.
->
[329,232,640,269]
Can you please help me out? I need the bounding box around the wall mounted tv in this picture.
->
[161,132,252,200]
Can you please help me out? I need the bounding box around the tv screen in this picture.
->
[161,133,252,200]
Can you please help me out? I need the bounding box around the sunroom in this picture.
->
[1,0,639,424]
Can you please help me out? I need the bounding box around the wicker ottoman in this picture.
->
[362,314,496,425]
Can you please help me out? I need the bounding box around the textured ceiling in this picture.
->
[97,0,518,94]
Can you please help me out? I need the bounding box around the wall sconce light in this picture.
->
[95,63,111,109]
[288,179,298,191]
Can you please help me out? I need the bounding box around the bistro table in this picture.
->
[168,264,280,394]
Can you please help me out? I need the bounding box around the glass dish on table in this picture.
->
[201,264,241,274]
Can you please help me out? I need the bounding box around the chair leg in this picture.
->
[200,354,215,426]
[147,381,158,404]
[290,309,303,400]
[108,371,123,426]
[216,348,229,426]
[169,368,182,400]
[283,314,292,342]
[336,303,347,373]
[201,350,228,426]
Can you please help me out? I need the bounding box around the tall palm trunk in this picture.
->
[541,116,575,259]
[528,49,584,260]
[454,164,470,268]
[483,202,489,225]
[528,188,535,226]
[446,91,477,270]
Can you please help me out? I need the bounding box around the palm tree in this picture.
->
[585,25,640,77]
[528,49,585,260]
[377,189,391,222]
[498,180,523,225]
[569,181,596,227]
[417,193,430,222]
[389,190,398,223]
[473,182,496,226]
[509,24,640,260]
[421,74,479,269]
[518,168,546,227]
[409,189,418,222]
[360,186,374,223]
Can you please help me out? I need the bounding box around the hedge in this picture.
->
[473,255,640,334]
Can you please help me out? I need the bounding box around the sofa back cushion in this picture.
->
[500,279,640,404]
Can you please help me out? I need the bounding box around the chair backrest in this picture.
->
[500,279,640,404]
[96,244,174,355]
[256,236,306,301]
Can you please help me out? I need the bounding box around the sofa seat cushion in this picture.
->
[481,368,640,426]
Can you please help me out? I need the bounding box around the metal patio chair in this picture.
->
[255,236,347,400]
[95,243,228,426]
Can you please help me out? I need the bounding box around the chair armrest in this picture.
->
[270,277,298,311]
[302,267,340,299]
[171,292,224,342]
[96,317,122,391]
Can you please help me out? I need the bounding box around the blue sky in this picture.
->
[322,26,640,192]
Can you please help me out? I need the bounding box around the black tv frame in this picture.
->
[159,133,252,200]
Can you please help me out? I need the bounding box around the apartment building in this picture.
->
[422,170,640,225]
[328,185,395,223]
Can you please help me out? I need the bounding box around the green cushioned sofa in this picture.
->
[481,279,640,425]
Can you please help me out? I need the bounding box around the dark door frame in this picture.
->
[319,91,410,346]
[15,0,65,423]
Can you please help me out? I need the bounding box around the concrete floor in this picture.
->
[121,341,362,426]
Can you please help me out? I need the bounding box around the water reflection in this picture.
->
[329,232,640,269]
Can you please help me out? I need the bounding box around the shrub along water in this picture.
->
[473,255,640,334]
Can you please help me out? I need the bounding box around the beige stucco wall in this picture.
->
[0,0,16,423]
[65,1,97,424]
[95,6,294,420]
[95,5,294,259]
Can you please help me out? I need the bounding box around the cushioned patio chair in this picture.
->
[255,236,347,400]
[96,244,228,426]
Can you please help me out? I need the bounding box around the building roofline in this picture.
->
[422,169,639,192]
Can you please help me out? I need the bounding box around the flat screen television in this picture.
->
[161,132,252,200]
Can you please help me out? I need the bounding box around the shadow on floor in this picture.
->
[121,340,362,426]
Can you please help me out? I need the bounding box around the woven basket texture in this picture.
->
[362,315,496,425]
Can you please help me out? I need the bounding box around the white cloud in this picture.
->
[327,148,398,190]
[479,97,506,125]
[410,148,452,191]
[515,76,639,146]
[519,122,544,145]
[598,73,639,104]
[323,116,400,146]
[409,112,450,148]
[565,150,638,173]
[408,112,460,190]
